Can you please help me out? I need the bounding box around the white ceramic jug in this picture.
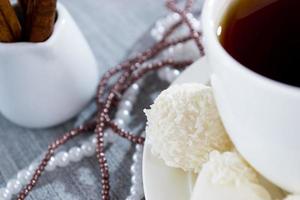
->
[0,3,99,128]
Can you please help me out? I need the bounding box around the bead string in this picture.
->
[94,59,192,200]
[166,0,205,56]
[0,79,140,200]
[0,7,200,200]
[0,45,194,200]
[160,0,194,42]
[126,143,144,200]
[161,19,183,41]
[16,123,96,200]
[12,0,204,199]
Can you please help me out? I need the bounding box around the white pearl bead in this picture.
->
[155,21,163,29]
[89,135,97,146]
[116,110,130,123]
[157,26,165,34]
[6,179,22,195]
[156,34,163,41]
[55,152,70,168]
[166,70,178,82]
[23,170,33,183]
[130,83,139,92]
[150,28,158,38]
[133,153,139,162]
[151,29,163,41]
[166,15,175,26]
[13,181,22,194]
[104,129,116,143]
[28,162,39,174]
[0,188,12,200]
[130,186,137,195]
[158,68,168,80]
[114,119,125,128]
[81,142,95,157]
[162,17,169,26]
[45,157,56,171]
[130,165,136,173]
[123,92,137,103]
[125,83,139,97]
[17,169,28,185]
[172,13,180,21]
[89,139,96,149]
[136,144,142,151]
[192,21,201,30]
[155,20,161,26]
[119,100,133,111]
[173,69,180,77]
[68,147,83,162]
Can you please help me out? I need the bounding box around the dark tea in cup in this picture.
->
[219,0,300,87]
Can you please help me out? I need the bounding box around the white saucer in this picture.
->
[143,57,212,200]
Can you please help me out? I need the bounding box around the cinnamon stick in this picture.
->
[18,0,28,12]
[0,0,22,42]
[24,0,56,42]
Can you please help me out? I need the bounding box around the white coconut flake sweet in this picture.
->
[191,151,272,200]
[144,83,233,173]
[285,195,300,200]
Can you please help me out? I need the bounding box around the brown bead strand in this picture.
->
[109,60,194,142]
[160,0,194,42]
[16,122,96,200]
[93,28,194,198]
[109,122,144,144]
[95,62,142,199]
[125,59,194,88]
[96,59,141,107]
[16,0,206,199]
[96,34,193,107]
[166,0,205,56]
[95,62,138,200]
[94,58,194,199]
[165,0,182,14]
[184,0,194,12]
[161,20,183,42]
[95,33,196,111]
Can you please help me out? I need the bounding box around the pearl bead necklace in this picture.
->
[0,82,137,200]
[0,66,181,200]
[151,13,200,42]
[126,144,144,200]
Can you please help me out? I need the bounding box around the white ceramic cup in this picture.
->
[201,0,300,193]
[0,3,99,128]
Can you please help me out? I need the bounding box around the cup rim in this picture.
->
[202,0,300,95]
[0,2,65,47]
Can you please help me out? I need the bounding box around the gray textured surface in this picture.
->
[0,0,204,199]
[0,0,167,199]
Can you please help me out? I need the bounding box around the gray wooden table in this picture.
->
[0,0,167,199]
